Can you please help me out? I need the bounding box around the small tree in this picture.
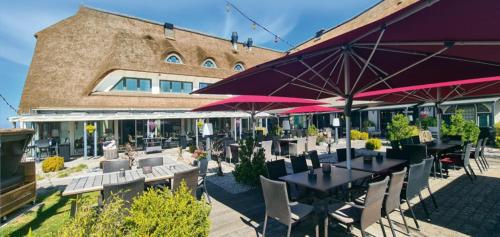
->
[441,110,480,143]
[387,114,414,141]
[233,137,267,186]
[307,124,319,136]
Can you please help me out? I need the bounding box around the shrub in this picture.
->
[362,120,375,132]
[496,136,500,148]
[255,126,268,136]
[387,114,414,141]
[42,156,64,173]
[59,182,211,237]
[307,124,319,136]
[495,122,500,136]
[441,110,480,143]
[418,117,437,130]
[359,132,369,140]
[233,137,267,186]
[188,144,197,153]
[350,130,361,140]
[365,138,382,150]
[269,125,283,137]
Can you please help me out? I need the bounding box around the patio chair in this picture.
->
[101,177,144,209]
[336,148,356,163]
[137,156,163,168]
[261,140,273,161]
[198,158,211,203]
[272,138,282,159]
[440,143,476,182]
[480,137,490,169]
[470,138,485,173]
[291,155,308,173]
[402,144,427,165]
[35,139,50,159]
[260,175,313,237]
[265,159,303,201]
[102,159,130,173]
[385,148,403,160]
[308,150,321,169]
[411,136,421,145]
[307,136,317,152]
[328,177,389,237]
[384,168,409,236]
[172,167,199,197]
[401,161,425,229]
[422,158,439,211]
[230,144,239,164]
[289,138,306,157]
[390,140,401,151]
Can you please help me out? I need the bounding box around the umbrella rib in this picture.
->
[298,60,342,94]
[290,82,339,97]
[348,52,393,90]
[273,69,340,96]
[358,46,449,93]
[350,51,389,76]
[462,80,500,97]
[306,51,342,81]
[317,54,344,99]
[355,41,500,47]
[351,28,386,93]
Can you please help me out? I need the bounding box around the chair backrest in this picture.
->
[137,157,163,168]
[296,138,307,154]
[481,137,488,155]
[402,144,427,165]
[230,145,239,163]
[422,157,434,189]
[462,142,472,167]
[406,161,425,199]
[308,150,321,169]
[172,167,199,197]
[272,139,281,155]
[291,155,308,173]
[260,175,291,225]
[400,138,413,145]
[266,159,287,180]
[198,158,209,177]
[336,148,355,163]
[385,148,403,160]
[474,139,483,159]
[102,177,144,207]
[361,177,389,231]
[261,140,273,161]
[390,140,401,151]
[411,136,421,145]
[385,168,407,214]
[102,159,130,173]
[307,136,317,151]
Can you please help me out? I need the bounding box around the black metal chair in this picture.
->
[385,148,403,160]
[336,148,355,163]
[265,159,303,201]
[101,177,145,209]
[137,156,163,168]
[102,159,130,173]
[308,150,321,169]
[172,167,199,197]
[291,155,308,173]
[440,143,476,182]
[402,144,427,165]
[411,135,421,144]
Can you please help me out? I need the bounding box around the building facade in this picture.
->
[12,7,283,156]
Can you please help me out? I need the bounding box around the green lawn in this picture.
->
[0,188,97,237]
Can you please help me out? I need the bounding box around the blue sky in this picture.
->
[0,0,379,128]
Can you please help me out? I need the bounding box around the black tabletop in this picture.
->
[279,166,373,193]
[279,138,298,142]
[427,143,460,153]
[334,157,406,173]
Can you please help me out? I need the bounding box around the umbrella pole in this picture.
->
[435,103,442,144]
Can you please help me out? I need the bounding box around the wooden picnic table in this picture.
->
[62,162,193,196]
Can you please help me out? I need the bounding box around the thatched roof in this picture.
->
[292,0,419,51]
[19,6,283,114]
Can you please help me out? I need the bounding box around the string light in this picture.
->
[225,1,295,48]
[0,93,17,113]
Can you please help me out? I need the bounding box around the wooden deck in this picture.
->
[207,158,500,237]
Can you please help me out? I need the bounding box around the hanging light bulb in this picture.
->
[274,35,279,43]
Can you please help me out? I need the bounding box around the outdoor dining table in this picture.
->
[278,137,297,156]
[279,166,373,237]
[427,142,461,178]
[62,159,193,216]
[334,156,407,173]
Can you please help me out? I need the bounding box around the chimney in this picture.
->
[164,23,175,39]
[246,38,253,51]
[231,32,238,50]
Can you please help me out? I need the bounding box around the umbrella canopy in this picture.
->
[355,76,500,143]
[194,0,500,169]
[193,95,325,137]
[354,76,500,103]
[280,105,342,115]
[192,95,325,112]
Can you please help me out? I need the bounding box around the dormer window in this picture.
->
[233,63,245,72]
[202,59,217,68]
[165,53,182,64]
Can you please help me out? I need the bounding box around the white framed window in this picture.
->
[111,77,152,92]
[202,58,217,68]
[165,53,183,64]
[233,63,245,72]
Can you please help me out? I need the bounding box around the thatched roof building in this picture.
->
[18,6,283,114]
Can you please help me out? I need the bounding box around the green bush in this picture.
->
[495,122,500,136]
[387,114,414,141]
[365,138,382,150]
[351,130,361,140]
[269,125,283,137]
[59,182,211,237]
[233,137,267,186]
[441,110,480,143]
[362,120,375,132]
[418,117,437,130]
[307,124,319,136]
[496,136,500,148]
[188,144,197,153]
[359,132,369,140]
[42,156,65,173]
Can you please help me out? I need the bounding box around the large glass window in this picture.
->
[159,80,193,94]
[112,77,151,92]
[199,82,212,89]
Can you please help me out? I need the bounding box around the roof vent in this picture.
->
[315,29,325,38]
[164,23,175,39]
[246,38,253,51]
[231,32,238,50]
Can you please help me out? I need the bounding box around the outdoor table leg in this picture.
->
[70,194,82,218]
